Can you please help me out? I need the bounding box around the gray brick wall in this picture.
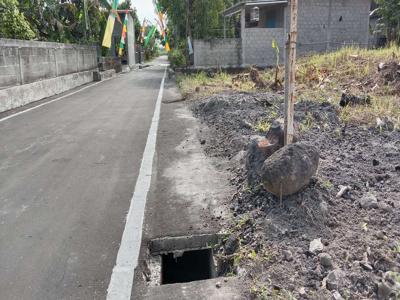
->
[0,39,97,88]
[194,39,241,67]
[243,28,285,66]
[296,0,371,55]
[193,0,370,68]
[0,47,20,87]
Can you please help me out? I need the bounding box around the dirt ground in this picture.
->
[188,90,400,299]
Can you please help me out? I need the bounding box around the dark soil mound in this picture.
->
[191,91,400,299]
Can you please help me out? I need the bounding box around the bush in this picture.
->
[145,46,159,61]
[0,0,36,39]
[169,48,187,68]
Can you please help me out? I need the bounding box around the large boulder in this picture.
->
[246,120,290,183]
[261,142,319,197]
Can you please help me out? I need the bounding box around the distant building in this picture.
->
[194,0,371,68]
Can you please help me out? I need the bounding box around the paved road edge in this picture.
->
[106,67,167,300]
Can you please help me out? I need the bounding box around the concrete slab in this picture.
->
[132,77,242,299]
[162,79,184,104]
[0,70,95,113]
[142,278,246,300]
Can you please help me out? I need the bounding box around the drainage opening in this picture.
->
[161,248,215,284]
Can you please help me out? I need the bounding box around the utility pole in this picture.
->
[284,0,298,145]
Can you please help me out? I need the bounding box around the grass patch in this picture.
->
[177,71,255,98]
[292,45,400,128]
[177,45,400,128]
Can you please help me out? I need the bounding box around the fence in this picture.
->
[194,39,242,67]
[0,39,98,89]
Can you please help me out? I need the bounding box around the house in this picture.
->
[193,0,371,68]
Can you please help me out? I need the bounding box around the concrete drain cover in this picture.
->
[161,249,215,284]
[146,234,221,286]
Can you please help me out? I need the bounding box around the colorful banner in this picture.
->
[119,13,128,56]
[102,0,119,48]
[144,25,156,47]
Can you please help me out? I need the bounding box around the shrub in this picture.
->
[0,0,36,39]
[169,48,187,68]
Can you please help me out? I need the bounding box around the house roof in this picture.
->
[222,0,288,17]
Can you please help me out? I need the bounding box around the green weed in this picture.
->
[253,120,271,133]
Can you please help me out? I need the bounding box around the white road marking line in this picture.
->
[106,67,167,300]
[0,76,116,123]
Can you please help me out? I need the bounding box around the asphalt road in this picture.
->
[0,58,166,300]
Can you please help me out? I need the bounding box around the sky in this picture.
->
[134,0,157,23]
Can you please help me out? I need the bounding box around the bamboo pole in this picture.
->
[284,0,298,145]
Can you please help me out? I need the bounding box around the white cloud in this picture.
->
[134,0,157,23]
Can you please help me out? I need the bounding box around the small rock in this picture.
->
[264,218,288,238]
[378,62,387,71]
[377,282,394,300]
[376,117,395,131]
[319,201,329,215]
[373,159,380,166]
[340,93,371,107]
[332,291,344,300]
[375,231,387,240]
[336,185,351,198]
[283,250,293,262]
[378,202,393,213]
[231,150,247,165]
[298,287,306,295]
[224,235,239,255]
[261,143,319,196]
[358,193,378,209]
[216,281,222,288]
[246,135,277,184]
[309,238,324,254]
[360,262,374,271]
[326,269,344,291]
[320,253,333,268]
[240,120,253,129]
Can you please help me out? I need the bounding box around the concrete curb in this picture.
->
[0,70,96,113]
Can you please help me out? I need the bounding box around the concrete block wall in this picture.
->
[296,0,371,55]
[0,47,20,87]
[328,0,371,47]
[0,70,94,113]
[0,39,97,88]
[193,39,241,67]
[243,28,284,66]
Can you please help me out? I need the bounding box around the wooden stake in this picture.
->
[284,0,298,145]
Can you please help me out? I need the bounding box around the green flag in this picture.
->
[144,26,156,47]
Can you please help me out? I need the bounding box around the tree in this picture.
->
[0,0,36,39]
[191,0,226,39]
[16,0,107,44]
[158,0,233,40]
[375,0,400,44]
